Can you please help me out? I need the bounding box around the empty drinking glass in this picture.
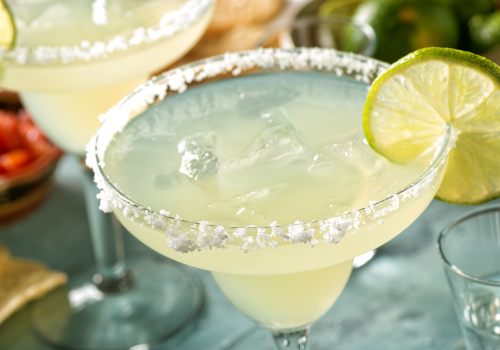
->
[438,205,500,350]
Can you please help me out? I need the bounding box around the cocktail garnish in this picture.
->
[364,47,500,204]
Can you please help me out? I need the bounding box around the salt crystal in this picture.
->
[369,201,377,211]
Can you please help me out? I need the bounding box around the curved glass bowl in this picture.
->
[90,48,453,276]
[256,16,377,58]
[2,0,215,66]
[0,0,216,92]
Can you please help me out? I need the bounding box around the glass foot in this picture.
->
[449,339,466,350]
[31,259,203,350]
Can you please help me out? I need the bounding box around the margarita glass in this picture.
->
[88,48,453,349]
[0,1,215,349]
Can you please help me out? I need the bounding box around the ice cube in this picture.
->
[177,132,216,155]
[205,183,288,225]
[223,205,265,223]
[311,132,384,176]
[260,108,294,128]
[154,167,184,190]
[307,153,332,171]
[178,132,219,191]
[238,88,298,116]
[223,125,304,169]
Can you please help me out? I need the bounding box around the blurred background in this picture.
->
[163,0,500,69]
[298,0,500,62]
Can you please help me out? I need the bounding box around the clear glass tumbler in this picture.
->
[438,205,500,350]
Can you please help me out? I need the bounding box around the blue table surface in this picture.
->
[0,155,495,350]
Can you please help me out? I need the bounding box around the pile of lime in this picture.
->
[364,47,500,204]
[318,0,500,62]
[469,12,500,53]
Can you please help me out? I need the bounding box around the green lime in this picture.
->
[469,11,500,53]
[364,47,500,204]
[0,0,15,49]
[447,0,494,25]
[351,0,459,63]
[449,0,494,52]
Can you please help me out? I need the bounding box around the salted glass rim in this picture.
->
[1,0,215,66]
[437,205,500,287]
[92,48,452,231]
[255,15,378,58]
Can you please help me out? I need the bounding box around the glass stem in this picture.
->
[81,162,133,292]
[271,327,310,350]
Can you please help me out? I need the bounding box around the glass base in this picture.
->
[31,259,203,350]
[449,339,466,350]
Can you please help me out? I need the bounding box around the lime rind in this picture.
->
[385,47,500,83]
[0,0,15,50]
[364,47,500,205]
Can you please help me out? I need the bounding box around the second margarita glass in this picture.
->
[0,1,216,349]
